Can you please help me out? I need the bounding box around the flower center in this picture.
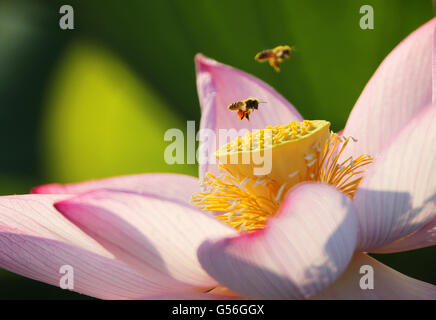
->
[191,120,373,232]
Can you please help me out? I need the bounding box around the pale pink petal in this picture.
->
[313,253,436,299]
[32,173,199,206]
[355,104,436,251]
[0,195,168,299]
[342,18,435,159]
[373,217,436,253]
[197,183,358,299]
[195,54,303,180]
[140,291,241,300]
[55,190,237,291]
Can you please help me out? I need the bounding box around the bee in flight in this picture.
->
[255,45,293,72]
[227,98,264,121]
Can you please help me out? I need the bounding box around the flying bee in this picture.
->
[255,45,293,72]
[227,98,264,121]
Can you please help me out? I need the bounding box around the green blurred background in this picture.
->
[0,0,434,299]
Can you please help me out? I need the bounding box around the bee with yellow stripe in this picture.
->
[227,98,264,121]
[255,45,293,72]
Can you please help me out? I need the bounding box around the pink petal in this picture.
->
[355,104,436,251]
[197,183,358,299]
[314,253,436,299]
[373,217,436,253]
[342,18,435,159]
[32,173,199,206]
[140,291,241,300]
[195,54,303,180]
[0,195,168,299]
[55,190,237,290]
[434,17,436,102]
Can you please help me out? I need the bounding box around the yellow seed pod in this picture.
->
[215,120,330,196]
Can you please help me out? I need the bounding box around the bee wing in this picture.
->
[255,50,273,61]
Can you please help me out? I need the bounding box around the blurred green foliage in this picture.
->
[0,0,434,299]
[42,42,197,182]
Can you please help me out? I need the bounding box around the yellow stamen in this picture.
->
[191,120,373,233]
[192,171,280,232]
[318,133,373,198]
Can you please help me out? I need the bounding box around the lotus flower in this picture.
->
[1,17,436,300]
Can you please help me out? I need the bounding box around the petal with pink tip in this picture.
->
[195,54,303,179]
[355,104,436,251]
[32,173,199,206]
[197,183,358,299]
[55,190,237,290]
[313,253,436,300]
[342,18,435,159]
[0,195,168,299]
